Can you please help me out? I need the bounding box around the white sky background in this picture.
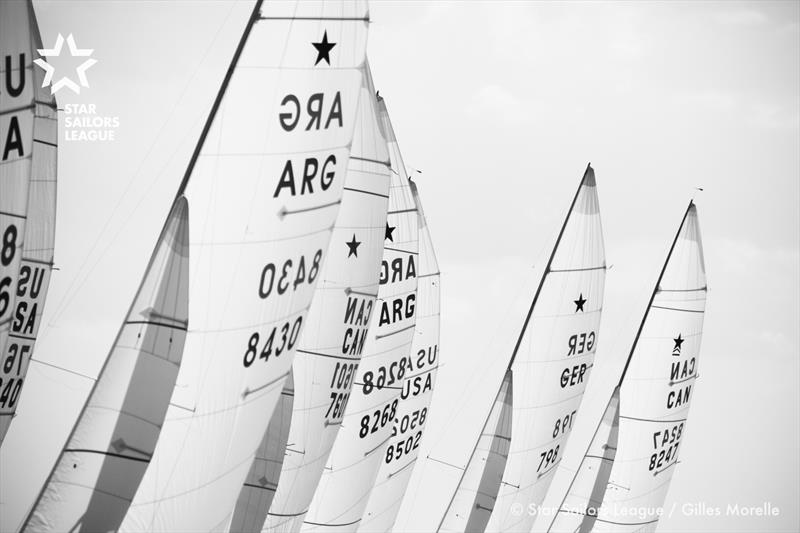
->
[1,1,798,532]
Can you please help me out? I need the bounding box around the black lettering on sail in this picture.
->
[279,94,300,131]
[4,54,26,97]
[3,115,24,160]
[325,92,343,129]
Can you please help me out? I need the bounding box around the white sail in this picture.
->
[544,387,620,533]
[121,2,369,531]
[359,179,441,533]
[260,65,391,533]
[0,0,57,443]
[301,96,419,533]
[230,372,295,533]
[438,166,607,533]
[438,370,512,533]
[589,203,707,533]
[22,197,190,533]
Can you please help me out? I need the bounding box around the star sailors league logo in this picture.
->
[34,34,97,95]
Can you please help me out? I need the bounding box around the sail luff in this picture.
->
[507,163,593,369]
[617,200,694,387]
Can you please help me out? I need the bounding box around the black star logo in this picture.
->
[574,293,586,313]
[673,334,684,354]
[385,223,396,242]
[312,31,336,66]
[346,234,361,258]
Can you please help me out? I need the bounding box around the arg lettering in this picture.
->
[279,92,343,132]
[379,256,416,285]
[273,155,336,198]
[378,294,415,326]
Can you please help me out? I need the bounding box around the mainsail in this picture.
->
[260,65,391,533]
[0,0,58,444]
[301,96,419,533]
[547,202,706,533]
[438,165,607,533]
[21,198,190,533]
[120,1,369,531]
[359,179,441,533]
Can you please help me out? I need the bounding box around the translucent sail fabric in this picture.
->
[0,0,57,443]
[22,198,189,533]
[438,371,513,533]
[359,179,440,533]
[261,67,391,533]
[485,168,606,533]
[121,2,369,531]
[545,387,620,533]
[301,97,418,533]
[591,204,706,533]
[230,373,295,533]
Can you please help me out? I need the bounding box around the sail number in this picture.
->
[258,250,322,300]
[385,430,423,464]
[538,445,560,473]
[649,423,684,472]
[242,316,303,367]
[361,359,408,395]
[0,225,19,317]
[358,399,398,438]
[325,362,358,421]
[552,410,577,438]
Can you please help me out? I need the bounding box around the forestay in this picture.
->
[360,179,441,533]
[230,372,295,533]
[438,166,606,533]
[0,0,57,443]
[121,1,369,531]
[591,203,706,533]
[22,198,190,533]
[302,96,418,533]
[261,64,391,533]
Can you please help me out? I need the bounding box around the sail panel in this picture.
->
[438,370,513,533]
[121,2,369,531]
[261,64,391,533]
[301,97,418,533]
[230,373,295,533]
[592,204,706,532]
[359,180,441,533]
[23,197,189,533]
[484,167,606,533]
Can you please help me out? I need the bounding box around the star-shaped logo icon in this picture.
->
[574,293,586,313]
[312,30,336,66]
[385,223,396,242]
[34,34,97,95]
[346,234,361,258]
[673,334,684,355]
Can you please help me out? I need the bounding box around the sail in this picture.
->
[438,370,513,533]
[437,166,606,533]
[230,373,295,533]
[121,2,369,531]
[0,0,57,443]
[545,387,620,533]
[22,197,189,533]
[359,179,441,533]
[260,65,391,533]
[590,203,706,532]
[301,96,419,533]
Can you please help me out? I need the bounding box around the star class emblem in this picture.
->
[312,30,336,66]
[34,33,97,95]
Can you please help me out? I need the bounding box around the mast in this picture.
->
[617,200,694,386]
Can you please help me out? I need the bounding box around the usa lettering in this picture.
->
[2,53,27,162]
[279,92,343,132]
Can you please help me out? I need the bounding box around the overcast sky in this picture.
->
[1,1,798,532]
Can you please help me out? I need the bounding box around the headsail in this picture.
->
[260,64,391,533]
[230,372,295,533]
[359,179,441,533]
[0,0,58,443]
[439,166,607,533]
[550,202,706,533]
[22,198,189,533]
[121,2,369,531]
[301,96,419,533]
